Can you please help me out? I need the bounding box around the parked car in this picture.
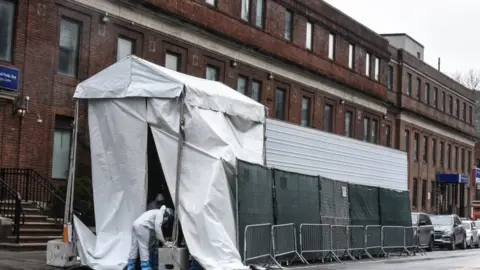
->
[430,214,467,250]
[462,220,479,248]
[411,212,435,251]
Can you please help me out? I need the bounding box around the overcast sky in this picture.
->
[324,0,478,76]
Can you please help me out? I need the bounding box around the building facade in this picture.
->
[0,0,475,214]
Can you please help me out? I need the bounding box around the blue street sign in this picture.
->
[475,168,480,183]
[437,173,469,184]
[0,66,19,91]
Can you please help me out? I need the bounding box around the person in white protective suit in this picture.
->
[127,205,174,270]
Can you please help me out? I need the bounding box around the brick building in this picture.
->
[0,0,475,215]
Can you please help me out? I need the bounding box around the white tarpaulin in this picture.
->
[73,56,265,270]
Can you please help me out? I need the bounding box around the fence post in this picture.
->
[25,170,30,202]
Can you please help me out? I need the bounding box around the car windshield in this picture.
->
[431,216,452,225]
[411,214,418,225]
[475,221,480,227]
[462,222,471,230]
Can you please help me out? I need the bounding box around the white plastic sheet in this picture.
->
[73,56,265,269]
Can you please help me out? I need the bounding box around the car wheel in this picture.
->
[448,237,455,250]
[476,238,480,248]
[468,237,473,249]
[427,236,434,252]
[460,236,467,250]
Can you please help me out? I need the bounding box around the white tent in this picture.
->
[72,56,266,270]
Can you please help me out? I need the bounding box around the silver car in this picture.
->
[462,220,479,248]
[411,212,434,251]
[431,214,467,250]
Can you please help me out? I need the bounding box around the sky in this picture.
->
[324,0,480,76]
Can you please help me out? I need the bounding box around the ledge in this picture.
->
[0,90,18,101]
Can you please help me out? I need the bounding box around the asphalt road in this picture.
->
[290,248,480,270]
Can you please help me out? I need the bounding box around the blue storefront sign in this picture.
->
[475,168,480,183]
[437,173,469,184]
[0,66,19,91]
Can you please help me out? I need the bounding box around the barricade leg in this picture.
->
[243,223,282,269]
[299,224,341,264]
[404,226,426,256]
[271,223,308,266]
[347,225,374,260]
[366,225,386,258]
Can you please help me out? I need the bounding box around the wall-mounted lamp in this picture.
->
[231,59,238,68]
[268,73,274,80]
[340,99,345,104]
[101,12,109,24]
[12,103,26,118]
[383,114,387,119]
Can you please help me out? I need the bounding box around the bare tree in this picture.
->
[450,69,480,91]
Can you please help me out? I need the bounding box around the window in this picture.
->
[363,117,370,142]
[433,87,438,108]
[423,136,428,163]
[165,52,180,71]
[58,18,81,77]
[241,0,250,21]
[328,33,335,60]
[440,142,444,166]
[463,102,467,120]
[116,37,134,61]
[306,22,313,50]
[205,65,219,81]
[413,178,418,207]
[275,88,286,120]
[52,116,73,180]
[432,139,436,165]
[469,105,473,123]
[416,78,421,99]
[324,104,334,132]
[206,0,215,6]
[425,83,430,104]
[468,151,471,172]
[0,0,15,62]
[455,146,459,170]
[406,73,412,96]
[405,130,410,156]
[456,99,460,117]
[431,181,436,207]
[447,144,452,169]
[255,0,264,28]
[462,148,465,172]
[345,111,353,137]
[348,44,355,69]
[237,76,247,95]
[385,125,391,147]
[441,92,446,111]
[449,96,453,114]
[374,57,380,81]
[300,96,311,127]
[422,180,427,209]
[371,119,378,144]
[251,80,261,102]
[387,65,393,89]
[365,53,371,76]
[284,10,293,41]
[414,133,419,161]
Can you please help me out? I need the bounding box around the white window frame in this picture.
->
[284,10,293,41]
[365,53,371,76]
[206,0,215,6]
[241,0,250,21]
[374,57,380,81]
[165,52,180,72]
[255,0,264,28]
[206,65,219,81]
[305,22,313,50]
[236,75,247,94]
[0,0,15,62]
[58,18,81,77]
[348,44,355,69]
[328,33,335,60]
[117,37,134,61]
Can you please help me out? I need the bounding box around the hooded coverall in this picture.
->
[147,194,165,269]
[128,206,167,270]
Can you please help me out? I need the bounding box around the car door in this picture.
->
[471,222,478,245]
[453,216,463,243]
[418,214,429,246]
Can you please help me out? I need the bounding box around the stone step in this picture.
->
[20,228,63,237]
[0,242,48,251]
[5,214,49,223]
[1,207,41,215]
[21,222,62,230]
[6,235,61,244]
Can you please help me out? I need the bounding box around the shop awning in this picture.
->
[436,173,469,184]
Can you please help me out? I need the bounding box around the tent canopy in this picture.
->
[73,55,265,123]
[72,56,266,270]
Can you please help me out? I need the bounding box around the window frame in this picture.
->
[433,87,438,108]
[365,53,371,76]
[387,65,393,89]
[274,81,289,121]
[344,108,355,138]
[363,117,370,142]
[374,57,380,81]
[240,0,251,22]
[203,56,224,82]
[305,22,313,50]
[348,43,355,69]
[254,0,265,28]
[116,36,135,62]
[413,178,418,207]
[432,139,437,166]
[414,133,419,162]
[300,90,314,127]
[57,17,82,78]
[163,41,187,73]
[440,141,445,166]
[425,83,430,104]
[416,78,421,100]
[323,99,335,133]
[385,124,392,147]
[328,33,335,60]
[406,73,412,96]
[0,0,16,62]
[284,9,293,41]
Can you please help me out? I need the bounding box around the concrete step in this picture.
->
[6,235,61,244]
[1,207,41,215]
[21,222,62,230]
[6,214,49,223]
[20,228,63,237]
[0,242,48,251]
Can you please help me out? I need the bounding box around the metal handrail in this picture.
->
[0,177,24,243]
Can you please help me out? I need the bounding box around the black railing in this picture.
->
[0,177,24,243]
[0,169,67,223]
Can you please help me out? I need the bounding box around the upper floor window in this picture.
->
[117,37,134,61]
[237,76,247,95]
[461,148,466,172]
[456,99,460,117]
[0,0,15,62]
[423,136,428,163]
[469,105,473,123]
[205,65,219,81]
[251,80,261,102]
[416,78,421,99]
[441,92,446,111]
[385,125,391,147]
[432,139,437,165]
[405,130,410,155]
[425,83,430,104]
[345,111,353,137]
[206,0,215,6]
[165,52,181,72]
[387,65,393,89]
[284,10,293,41]
[300,96,311,127]
[454,146,459,170]
[363,117,370,142]
[371,119,378,143]
[440,141,444,166]
[254,0,264,28]
[366,53,371,76]
[328,33,335,60]
[447,144,452,169]
[241,0,250,21]
[275,87,287,120]
[433,87,438,108]
[406,73,412,96]
[58,18,81,77]
[324,104,334,132]
[463,102,467,121]
[374,57,380,81]
[413,133,419,161]
[306,22,313,50]
[348,44,355,69]
[449,96,453,114]
[237,76,262,102]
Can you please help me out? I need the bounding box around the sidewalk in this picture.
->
[0,251,58,270]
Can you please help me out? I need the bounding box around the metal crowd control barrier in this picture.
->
[321,216,336,225]
[381,226,409,257]
[331,225,355,260]
[348,225,374,259]
[272,223,308,265]
[365,225,386,257]
[404,226,426,256]
[243,223,281,268]
[299,224,341,263]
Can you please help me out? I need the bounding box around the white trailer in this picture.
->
[266,119,408,191]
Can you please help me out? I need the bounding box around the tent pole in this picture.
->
[263,107,267,166]
[69,99,80,223]
[172,87,186,246]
